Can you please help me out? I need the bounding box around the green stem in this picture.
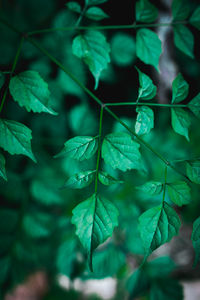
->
[105,102,188,108]
[95,106,104,194]
[162,167,168,204]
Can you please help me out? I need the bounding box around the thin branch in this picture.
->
[105,102,189,108]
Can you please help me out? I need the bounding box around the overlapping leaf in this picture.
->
[135,106,154,136]
[62,170,95,189]
[167,181,191,206]
[98,171,123,186]
[137,181,163,195]
[136,67,157,101]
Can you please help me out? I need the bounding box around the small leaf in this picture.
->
[54,136,98,160]
[190,6,200,30]
[85,0,107,5]
[136,29,162,71]
[191,216,200,266]
[167,181,191,206]
[85,7,109,21]
[0,119,36,162]
[186,161,200,184]
[62,170,95,189]
[98,171,123,185]
[0,153,7,181]
[102,132,142,172]
[72,31,110,89]
[173,25,194,59]
[136,0,158,23]
[9,71,57,115]
[71,193,119,270]
[150,278,183,300]
[66,1,81,13]
[171,108,191,141]
[188,93,200,118]
[171,0,190,21]
[138,202,181,257]
[137,181,163,195]
[135,106,154,136]
[136,67,157,101]
[171,73,189,104]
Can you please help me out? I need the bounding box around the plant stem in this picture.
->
[162,167,168,204]
[95,106,104,194]
[105,102,188,108]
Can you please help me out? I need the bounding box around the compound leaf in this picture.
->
[102,132,142,172]
[85,7,109,21]
[190,6,200,30]
[0,153,7,181]
[186,161,200,184]
[137,181,163,195]
[136,29,162,71]
[136,67,157,101]
[191,216,200,266]
[62,170,95,189]
[171,0,190,21]
[9,71,57,115]
[171,108,191,141]
[173,25,194,59]
[71,193,119,270]
[0,119,36,162]
[136,0,158,23]
[167,181,191,206]
[171,73,189,104]
[188,93,200,118]
[98,171,123,185]
[135,106,154,136]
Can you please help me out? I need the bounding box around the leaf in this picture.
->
[62,170,95,189]
[66,1,81,13]
[150,278,183,300]
[171,108,191,141]
[111,33,136,67]
[191,216,200,266]
[23,213,51,239]
[136,29,162,71]
[0,153,7,181]
[85,7,109,21]
[171,0,190,21]
[171,73,189,104]
[137,181,163,195]
[0,119,36,162]
[31,180,63,205]
[188,92,200,118]
[126,268,149,297]
[167,181,191,206]
[101,132,142,172]
[135,106,154,136]
[72,31,110,89]
[54,136,98,160]
[85,0,107,5]
[98,171,123,185]
[138,202,181,257]
[190,6,200,30]
[173,25,194,59]
[186,160,200,184]
[136,0,158,23]
[9,71,57,115]
[71,193,119,270]
[147,256,176,278]
[136,67,157,101]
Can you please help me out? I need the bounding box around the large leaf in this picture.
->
[98,171,123,186]
[136,29,162,71]
[0,153,7,181]
[101,132,142,172]
[167,181,191,206]
[173,25,194,59]
[186,160,200,184]
[54,136,98,160]
[171,73,189,104]
[85,7,109,21]
[135,106,154,136]
[171,0,190,21]
[62,170,96,189]
[190,6,200,30]
[71,193,119,270]
[150,278,183,300]
[188,93,200,118]
[72,30,110,89]
[136,67,157,101]
[191,216,200,266]
[171,108,191,141]
[138,202,181,257]
[0,119,36,162]
[137,181,163,195]
[9,71,57,115]
[136,0,158,23]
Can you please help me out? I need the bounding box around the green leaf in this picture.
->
[167,181,191,206]
[150,278,183,300]
[190,6,200,30]
[136,0,158,23]
[0,153,7,181]
[135,106,154,136]
[171,73,189,104]
[0,257,11,284]
[171,0,190,21]
[23,213,51,239]
[98,171,123,185]
[54,136,98,160]
[111,33,136,67]
[126,268,149,297]
[173,25,194,59]
[137,181,163,195]
[188,93,200,118]
[101,132,142,172]
[85,7,109,21]
[66,1,81,13]
[0,119,36,162]
[136,67,157,101]
[191,216,200,266]
[138,202,181,257]
[136,29,162,71]
[147,256,176,278]
[186,160,200,184]
[171,108,191,141]
[72,31,110,89]
[71,193,119,270]
[85,0,107,5]
[62,170,95,189]
[31,180,63,205]
[9,71,57,115]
